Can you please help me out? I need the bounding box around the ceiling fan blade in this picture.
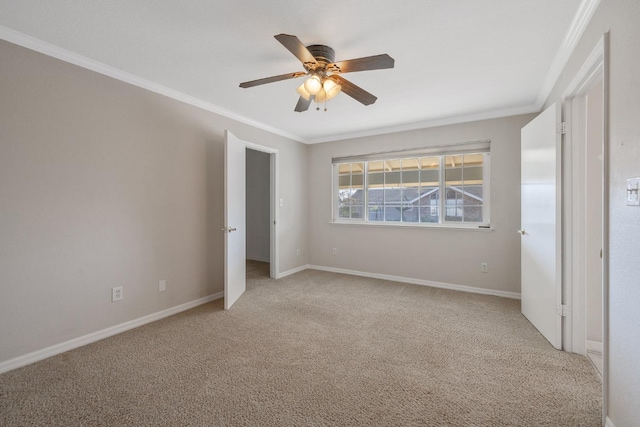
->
[333,75,377,106]
[329,54,394,73]
[294,96,313,112]
[239,71,305,88]
[274,34,318,66]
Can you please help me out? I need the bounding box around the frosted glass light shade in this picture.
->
[323,77,342,100]
[296,83,311,100]
[304,74,322,95]
[315,88,328,103]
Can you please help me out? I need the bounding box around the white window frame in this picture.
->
[331,140,491,229]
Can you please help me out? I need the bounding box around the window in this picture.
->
[333,141,490,227]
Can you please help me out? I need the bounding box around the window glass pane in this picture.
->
[385,159,402,172]
[369,161,384,173]
[338,175,351,188]
[402,170,419,186]
[368,205,384,221]
[402,187,419,204]
[419,186,439,205]
[402,206,419,222]
[464,166,483,182]
[445,155,463,168]
[367,188,384,205]
[445,187,462,205]
[445,208,463,221]
[445,168,462,184]
[336,163,365,220]
[338,189,353,219]
[351,205,364,219]
[420,206,439,223]
[401,158,419,170]
[384,188,402,203]
[420,169,439,185]
[385,171,401,185]
[463,154,483,166]
[368,172,384,187]
[463,185,483,205]
[463,206,482,222]
[420,157,439,169]
[384,206,401,222]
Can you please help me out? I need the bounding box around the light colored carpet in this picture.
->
[0,261,601,426]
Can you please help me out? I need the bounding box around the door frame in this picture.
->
[243,140,279,279]
[560,34,609,422]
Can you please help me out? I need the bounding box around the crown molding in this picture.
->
[535,0,602,108]
[305,104,539,144]
[0,25,304,143]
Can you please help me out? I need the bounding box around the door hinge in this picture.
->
[556,122,567,135]
[556,304,570,317]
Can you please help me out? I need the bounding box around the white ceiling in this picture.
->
[0,0,590,143]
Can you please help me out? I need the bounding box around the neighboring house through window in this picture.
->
[333,140,490,227]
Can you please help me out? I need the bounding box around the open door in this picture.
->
[224,131,246,310]
[520,104,562,349]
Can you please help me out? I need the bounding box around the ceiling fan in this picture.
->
[239,34,395,112]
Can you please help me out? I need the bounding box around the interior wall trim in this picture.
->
[277,264,309,279]
[536,0,602,108]
[307,265,521,300]
[0,292,223,375]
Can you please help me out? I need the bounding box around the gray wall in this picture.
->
[308,114,533,295]
[0,39,309,363]
[542,0,640,424]
[246,149,271,262]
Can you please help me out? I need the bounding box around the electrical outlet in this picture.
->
[296,248,301,256]
[159,280,166,292]
[332,248,337,256]
[481,263,488,273]
[112,286,123,302]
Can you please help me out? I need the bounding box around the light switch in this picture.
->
[627,177,640,206]
[279,198,284,207]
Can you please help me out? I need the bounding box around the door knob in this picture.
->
[221,227,237,233]
[517,229,526,235]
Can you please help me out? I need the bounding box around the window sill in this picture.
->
[330,220,493,231]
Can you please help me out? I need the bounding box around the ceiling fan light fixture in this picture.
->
[296,83,312,101]
[323,76,341,100]
[315,88,328,103]
[303,74,323,95]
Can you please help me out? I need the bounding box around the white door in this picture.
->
[520,104,562,349]
[224,131,246,310]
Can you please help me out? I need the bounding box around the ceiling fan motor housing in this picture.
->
[306,45,335,69]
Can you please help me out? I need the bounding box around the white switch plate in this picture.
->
[159,280,166,292]
[627,177,640,206]
[279,198,284,207]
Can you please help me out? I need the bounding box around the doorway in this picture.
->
[223,131,279,310]
[246,148,272,275]
[560,35,608,423]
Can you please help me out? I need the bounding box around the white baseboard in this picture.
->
[247,256,270,263]
[0,292,223,374]
[586,340,603,355]
[307,265,521,299]
[276,264,310,279]
[605,417,615,427]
